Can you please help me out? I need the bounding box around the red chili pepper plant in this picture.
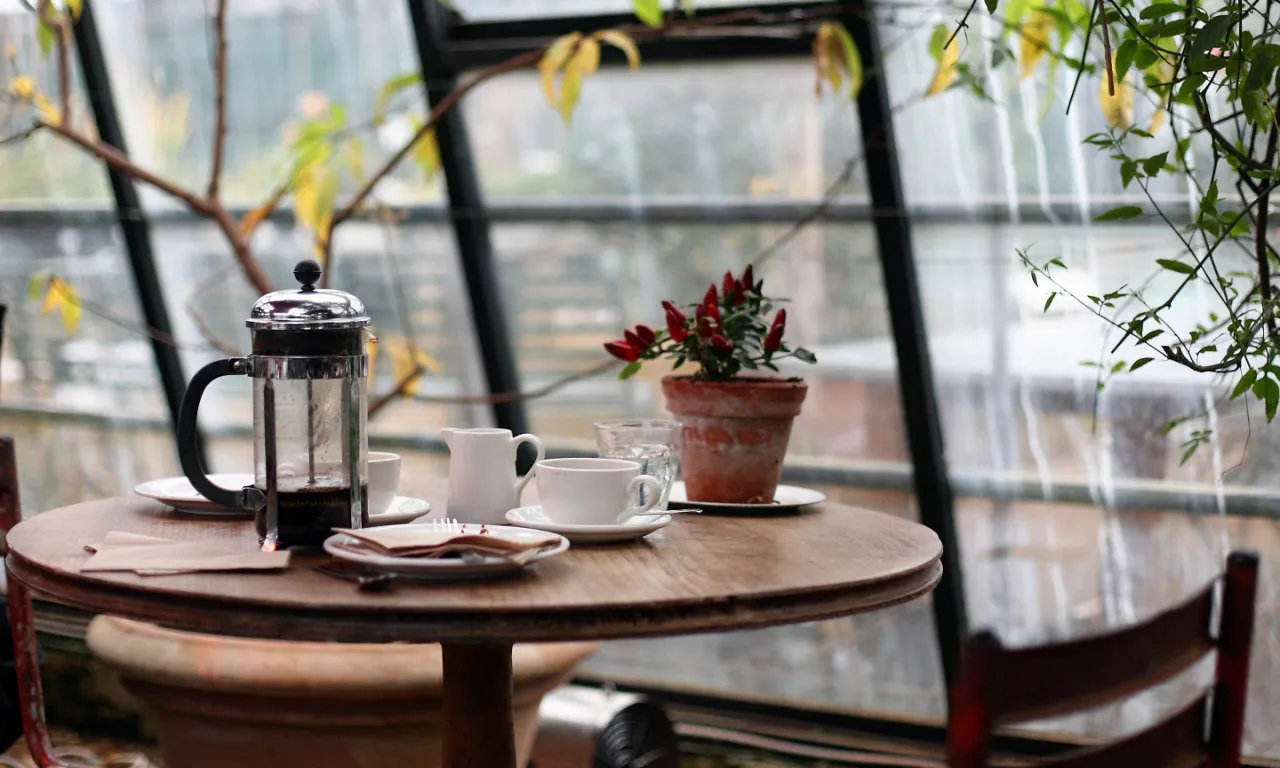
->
[602,264,817,381]
[601,265,817,505]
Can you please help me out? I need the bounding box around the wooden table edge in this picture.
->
[6,553,942,644]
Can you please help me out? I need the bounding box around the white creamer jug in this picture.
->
[440,428,544,524]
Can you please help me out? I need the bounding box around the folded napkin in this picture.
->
[81,532,290,575]
[332,526,560,561]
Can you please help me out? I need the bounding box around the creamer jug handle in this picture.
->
[511,434,545,497]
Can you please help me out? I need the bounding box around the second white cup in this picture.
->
[367,452,402,516]
[535,458,662,526]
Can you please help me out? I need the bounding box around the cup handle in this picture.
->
[512,434,545,498]
[618,475,663,523]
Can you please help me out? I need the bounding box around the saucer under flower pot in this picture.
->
[661,375,807,505]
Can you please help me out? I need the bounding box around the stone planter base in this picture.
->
[86,616,597,768]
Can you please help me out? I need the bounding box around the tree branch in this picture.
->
[208,0,229,200]
[185,263,244,357]
[943,0,979,50]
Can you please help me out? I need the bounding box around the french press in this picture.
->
[177,260,371,549]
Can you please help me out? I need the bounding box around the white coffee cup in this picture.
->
[367,452,402,515]
[534,458,663,526]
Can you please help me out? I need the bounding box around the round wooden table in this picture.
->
[5,487,942,768]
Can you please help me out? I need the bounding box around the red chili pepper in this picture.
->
[711,334,733,354]
[741,265,754,292]
[604,340,639,362]
[666,308,688,342]
[764,309,786,352]
[635,324,656,345]
[703,284,718,312]
[624,329,648,353]
[697,314,714,339]
[721,271,735,300]
[731,279,746,306]
[661,300,679,316]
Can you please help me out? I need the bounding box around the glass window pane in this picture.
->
[467,61,866,201]
[455,0,799,21]
[96,0,443,210]
[495,219,944,720]
[886,9,1279,757]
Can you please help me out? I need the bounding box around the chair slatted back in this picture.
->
[947,551,1258,768]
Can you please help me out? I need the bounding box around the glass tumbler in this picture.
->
[594,419,682,512]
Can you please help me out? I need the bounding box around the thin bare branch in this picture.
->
[208,0,229,200]
[943,0,979,51]
[185,263,243,357]
[0,124,40,146]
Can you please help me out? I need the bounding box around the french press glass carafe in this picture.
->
[177,260,371,549]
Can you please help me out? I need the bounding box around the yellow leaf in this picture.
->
[812,23,839,96]
[1019,9,1053,81]
[1099,54,1134,130]
[926,35,960,96]
[33,92,60,125]
[59,285,80,335]
[65,0,83,21]
[572,37,601,75]
[410,122,440,179]
[241,199,273,236]
[293,160,338,234]
[559,60,584,125]
[9,75,34,99]
[372,72,421,126]
[39,279,62,316]
[829,22,863,100]
[1147,59,1174,135]
[539,32,583,109]
[597,30,640,70]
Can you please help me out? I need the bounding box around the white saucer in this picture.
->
[369,496,431,526]
[134,474,255,517]
[323,523,568,579]
[137,476,429,523]
[667,481,826,511]
[505,506,671,544]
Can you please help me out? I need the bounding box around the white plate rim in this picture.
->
[322,523,568,575]
[505,505,671,539]
[134,474,256,515]
[667,481,826,509]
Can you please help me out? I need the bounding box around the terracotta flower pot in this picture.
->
[661,375,807,504]
[86,616,597,768]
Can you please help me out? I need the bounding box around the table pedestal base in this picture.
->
[442,642,515,768]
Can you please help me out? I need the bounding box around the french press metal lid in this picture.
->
[176,260,372,549]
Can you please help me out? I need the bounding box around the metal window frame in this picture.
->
[72,0,207,470]
[406,0,534,471]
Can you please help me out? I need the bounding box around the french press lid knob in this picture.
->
[294,259,322,292]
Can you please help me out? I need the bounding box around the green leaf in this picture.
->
[1043,291,1056,312]
[1232,369,1257,399]
[985,0,998,13]
[1142,151,1168,176]
[633,0,663,26]
[619,361,642,380]
[1189,14,1236,59]
[1161,416,1191,435]
[1120,159,1137,188]
[928,24,949,61]
[1111,361,1126,374]
[1114,39,1137,82]
[1156,258,1196,274]
[1140,2,1183,18]
[1180,441,1200,465]
[1245,54,1276,91]
[1129,357,1154,371]
[1095,205,1143,221]
[36,18,54,57]
[1242,90,1272,128]
[373,72,422,125]
[763,362,779,372]
[1255,376,1280,421]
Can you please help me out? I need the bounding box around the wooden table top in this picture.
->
[5,482,942,644]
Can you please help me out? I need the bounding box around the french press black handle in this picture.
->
[177,358,260,511]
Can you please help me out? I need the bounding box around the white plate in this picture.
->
[134,474,255,517]
[369,496,431,526]
[505,506,671,544]
[667,481,826,510]
[322,523,569,579]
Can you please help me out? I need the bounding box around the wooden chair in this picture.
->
[0,435,67,767]
[948,550,1259,768]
